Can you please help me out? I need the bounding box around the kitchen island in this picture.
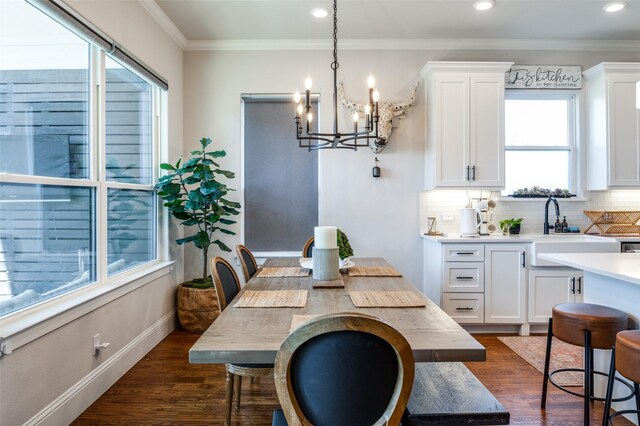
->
[539,252,640,425]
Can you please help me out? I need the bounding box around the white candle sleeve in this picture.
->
[314,226,338,249]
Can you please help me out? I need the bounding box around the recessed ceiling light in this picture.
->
[603,2,626,12]
[311,8,328,18]
[473,0,495,11]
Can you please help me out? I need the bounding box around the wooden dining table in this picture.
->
[189,257,485,364]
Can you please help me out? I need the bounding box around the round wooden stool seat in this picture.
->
[552,303,628,349]
[616,330,640,384]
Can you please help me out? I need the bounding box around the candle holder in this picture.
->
[312,247,340,281]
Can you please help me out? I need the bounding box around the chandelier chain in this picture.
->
[331,0,338,70]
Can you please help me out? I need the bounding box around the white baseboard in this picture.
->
[25,309,177,426]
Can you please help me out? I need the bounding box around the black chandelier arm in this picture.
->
[338,135,378,145]
[297,135,335,144]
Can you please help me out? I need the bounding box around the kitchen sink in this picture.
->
[529,235,620,266]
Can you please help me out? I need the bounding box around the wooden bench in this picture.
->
[403,362,510,425]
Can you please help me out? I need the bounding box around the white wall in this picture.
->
[0,1,184,425]
[183,48,640,289]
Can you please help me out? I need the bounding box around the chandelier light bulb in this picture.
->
[307,112,313,122]
[305,75,313,90]
[297,103,304,115]
[373,90,380,103]
[352,112,359,122]
[294,91,301,103]
[365,104,371,115]
[367,73,375,89]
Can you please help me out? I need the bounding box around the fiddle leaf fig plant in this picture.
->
[156,137,240,284]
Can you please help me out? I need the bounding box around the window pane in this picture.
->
[504,151,570,195]
[0,0,90,179]
[0,183,95,316]
[505,99,569,146]
[105,56,153,185]
[107,189,155,275]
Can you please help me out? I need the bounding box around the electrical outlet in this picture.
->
[93,333,110,355]
[442,213,455,222]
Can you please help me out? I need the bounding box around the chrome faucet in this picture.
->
[544,197,560,234]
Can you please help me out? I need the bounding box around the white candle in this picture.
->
[314,226,337,249]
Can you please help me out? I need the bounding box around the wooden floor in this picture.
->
[73,329,634,425]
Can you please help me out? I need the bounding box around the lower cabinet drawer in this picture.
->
[442,293,484,324]
[443,262,485,292]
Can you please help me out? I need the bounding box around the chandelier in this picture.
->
[293,0,380,150]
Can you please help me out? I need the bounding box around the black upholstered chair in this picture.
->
[272,312,415,426]
[302,237,314,258]
[236,244,259,284]
[210,256,273,426]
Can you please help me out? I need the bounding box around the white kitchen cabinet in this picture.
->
[484,244,527,324]
[443,262,485,292]
[442,293,484,324]
[528,269,584,324]
[421,61,513,189]
[584,63,640,189]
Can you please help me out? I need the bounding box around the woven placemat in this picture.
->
[349,291,426,308]
[348,266,402,277]
[290,315,320,332]
[256,267,310,278]
[234,290,308,308]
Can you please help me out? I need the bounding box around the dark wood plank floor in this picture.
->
[73,330,633,425]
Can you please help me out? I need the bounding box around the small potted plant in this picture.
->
[156,137,240,333]
[499,218,523,235]
[337,229,354,260]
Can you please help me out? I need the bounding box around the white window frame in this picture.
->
[0,38,170,353]
[503,90,579,196]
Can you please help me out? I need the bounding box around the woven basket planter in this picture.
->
[177,284,220,333]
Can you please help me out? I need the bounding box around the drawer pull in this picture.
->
[455,252,475,255]
[455,276,475,280]
[455,307,474,311]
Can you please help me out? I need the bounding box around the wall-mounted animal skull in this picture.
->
[338,81,420,153]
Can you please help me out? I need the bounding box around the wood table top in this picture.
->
[189,257,485,364]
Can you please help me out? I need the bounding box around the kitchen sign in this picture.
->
[505,65,582,89]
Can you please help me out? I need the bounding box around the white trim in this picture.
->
[184,38,640,52]
[0,174,98,187]
[0,261,174,356]
[137,0,187,49]
[23,309,176,426]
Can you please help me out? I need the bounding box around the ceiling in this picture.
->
[155,0,640,42]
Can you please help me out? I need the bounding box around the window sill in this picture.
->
[498,196,589,202]
[0,260,175,356]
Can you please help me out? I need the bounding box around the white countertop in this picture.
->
[421,233,622,244]
[538,253,640,286]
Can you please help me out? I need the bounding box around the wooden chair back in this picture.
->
[236,244,258,283]
[210,256,242,312]
[274,313,415,426]
[302,237,314,258]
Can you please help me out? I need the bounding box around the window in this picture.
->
[242,97,318,254]
[503,93,576,195]
[0,1,160,317]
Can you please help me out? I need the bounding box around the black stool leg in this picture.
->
[602,348,616,426]
[635,383,640,425]
[584,330,592,426]
[542,318,553,409]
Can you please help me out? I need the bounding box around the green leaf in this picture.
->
[200,138,212,148]
[176,235,197,245]
[160,163,175,170]
[172,211,191,220]
[214,169,235,178]
[182,157,201,168]
[200,180,222,196]
[165,183,181,195]
[181,218,200,226]
[176,158,181,168]
[219,218,236,225]
[193,230,210,249]
[219,198,241,208]
[216,228,236,235]
[222,206,240,215]
[207,150,226,158]
[191,150,203,155]
[212,239,232,252]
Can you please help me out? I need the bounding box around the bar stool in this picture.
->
[603,330,640,426]
[541,303,634,426]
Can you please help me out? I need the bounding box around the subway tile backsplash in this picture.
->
[419,190,640,235]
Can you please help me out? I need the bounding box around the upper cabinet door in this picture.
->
[584,63,640,190]
[434,74,469,187]
[422,62,513,189]
[469,75,505,187]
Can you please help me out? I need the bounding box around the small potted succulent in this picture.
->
[499,218,523,235]
[156,137,240,333]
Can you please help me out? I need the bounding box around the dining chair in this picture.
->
[272,312,415,426]
[236,244,259,284]
[210,256,274,426]
[302,237,314,258]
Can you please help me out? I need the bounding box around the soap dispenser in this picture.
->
[554,217,562,233]
[561,216,568,233]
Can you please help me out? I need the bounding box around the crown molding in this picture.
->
[138,0,187,49]
[185,38,640,52]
